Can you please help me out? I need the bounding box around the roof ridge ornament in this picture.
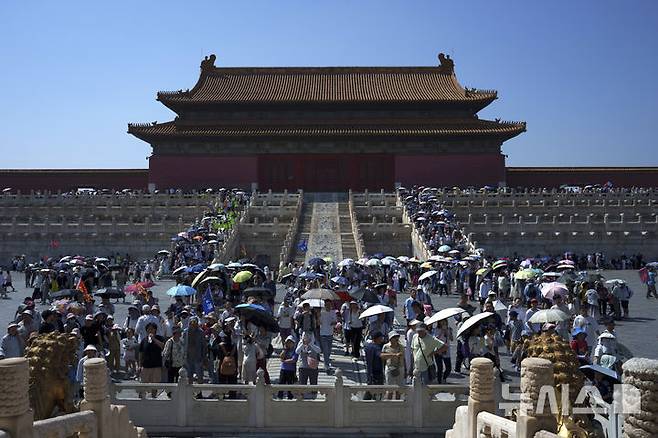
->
[437,52,455,74]
[200,54,216,72]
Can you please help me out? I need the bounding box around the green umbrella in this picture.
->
[233,270,253,283]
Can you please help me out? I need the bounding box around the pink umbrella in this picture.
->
[124,281,155,294]
[541,282,568,300]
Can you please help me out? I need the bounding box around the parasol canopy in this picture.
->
[244,287,276,299]
[359,305,394,319]
[419,270,438,282]
[540,282,569,300]
[166,285,196,297]
[579,364,620,383]
[425,307,466,326]
[528,309,570,324]
[301,288,341,301]
[457,312,494,338]
[299,299,324,308]
[235,303,279,332]
[233,271,253,283]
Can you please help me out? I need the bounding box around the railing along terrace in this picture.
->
[109,368,468,434]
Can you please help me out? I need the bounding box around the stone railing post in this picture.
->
[621,358,658,438]
[412,369,424,429]
[176,367,189,427]
[252,369,265,428]
[334,368,345,427]
[516,358,557,438]
[80,358,111,438]
[0,358,34,438]
[467,358,495,438]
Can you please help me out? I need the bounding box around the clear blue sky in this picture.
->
[1,0,657,169]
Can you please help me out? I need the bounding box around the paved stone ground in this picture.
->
[3,269,656,387]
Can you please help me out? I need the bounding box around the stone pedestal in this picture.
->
[0,358,34,438]
[467,357,496,438]
[80,358,111,438]
[621,358,658,438]
[517,358,557,438]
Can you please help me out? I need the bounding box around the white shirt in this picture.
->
[319,309,337,336]
[276,305,294,329]
[573,314,599,345]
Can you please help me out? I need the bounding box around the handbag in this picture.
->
[418,338,436,380]
[220,356,237,375]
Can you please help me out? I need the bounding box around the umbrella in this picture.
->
[330,276,349,286]
[579,364,620,384]
[528,309,570,324]
[233,271,253,283]
[124,282,153,294]
[408,258,421,264]
[235,303,279,332]
[381,257,397,266]
[419,270,438,282]
[59,256,72,263]
[520,259,532,268]
[438,245,451,253]
[95,257,109,263]
[457,312,494,338]
[372,253,386,260]
[448,250,461,256]
[302,288,341,301]
[299,299,324,308]
[94,288,125,299]
[397,256,409,263]
[172,266,187,276]
[308,257,326,266]
[646,261,658,268]
[366,259,382,267]
[425,307,467,326]
[558,259,575,265]
[540,282,569,300]
[166,285,196,297]
[191,270,209,288]
[476,268,491,277]
[241,263,259,270]
[541,272,561,278]
[359,305,394,319]
[227,262,242,269]
[208,263,225,271]
[50,289,81,300]
[338,258,355,267]
[493,300,508,312]
[199,276,222,286]
[348,287,380,304]
[514,269,538,280]
[207,240,218,245]
[280,273,296,284]
[185,263,206,274]
[299,271,323,280]
[157,250,171,255]
[557,264,575,270]
[244,287,276,299]
[420,262,434,269]
[604,279,626,286]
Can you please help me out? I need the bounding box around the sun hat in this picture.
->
[285,335,296,344]
[84,345,97,352]
[388,330,401,339]
[66,313,76,319]
[141,305,151,313]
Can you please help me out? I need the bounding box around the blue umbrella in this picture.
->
[331,276,349,286]
[166,285,196,297]
[299,272,323,280]
[308,257,326,266]
[185,263,207,273]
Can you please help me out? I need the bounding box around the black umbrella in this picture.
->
[280,273,296,284]
[348,287,380,304]
[50,289,82,300]
[244,287,276,299]
[95,288,126,299]
[235,304,279,332]
[308,257,326,266]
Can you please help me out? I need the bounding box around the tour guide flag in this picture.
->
[77,279,92,303]
[202,286,215,314]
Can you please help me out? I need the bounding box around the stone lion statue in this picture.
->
[25,332,79,420]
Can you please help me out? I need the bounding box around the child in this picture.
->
[506,310,524,355]
[121,328,138,377]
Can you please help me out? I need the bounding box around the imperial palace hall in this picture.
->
[128,54,526,192]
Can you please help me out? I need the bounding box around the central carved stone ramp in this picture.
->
[305,202,343,263]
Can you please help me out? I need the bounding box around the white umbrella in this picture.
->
[301,288,340,301]
[457,312,494,338]
[359,305,394,319]
[208,263,225,271]
[299,299,324,308]
[366,259,382,267]
[95,257,109,263]
[207,240,218,245]
[418,270,438,282]
[540,282,569,300]
[397,256,409,263]
[528,309,570,324]
[157,250,171,256]
[199,276,222,285]
[338,258,354,267]
[493,300,508,312]
[425,307,466,326]
[604,279,626,286]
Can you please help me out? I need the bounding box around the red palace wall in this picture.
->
[0,169,148,192]
[149,155,258,190]
[394,154,506,188]
[506,167,658,188]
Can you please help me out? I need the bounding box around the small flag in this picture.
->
[202,286,215,314]
[297,240,308,253]
[77,279,92,303]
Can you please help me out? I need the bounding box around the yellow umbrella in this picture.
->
[233,270,253,283]
[421,262,433,269]
[514,269,537,280]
